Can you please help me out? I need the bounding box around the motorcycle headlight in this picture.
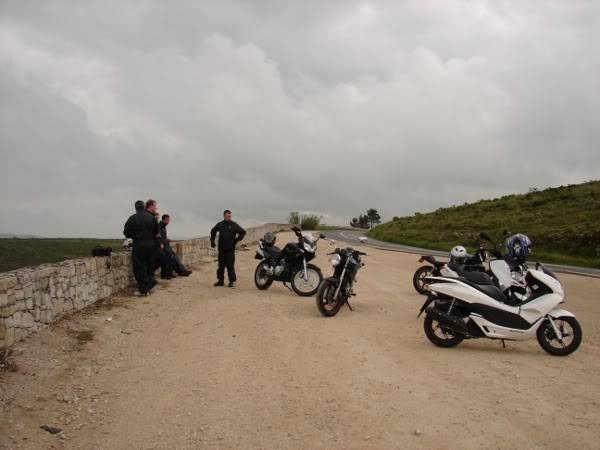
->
[330,254,341,266]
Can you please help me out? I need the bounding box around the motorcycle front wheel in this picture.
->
[316,279,343,317]
[413,265,434,295]
[536,316,582,356]
[254,261,274,290]
[291,264,322,297]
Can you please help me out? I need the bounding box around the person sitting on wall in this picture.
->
[152,211,174,280]
[159,214,192,277]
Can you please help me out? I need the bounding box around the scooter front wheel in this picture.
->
[536,316,582,356]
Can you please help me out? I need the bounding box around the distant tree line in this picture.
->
[350,208,381,229]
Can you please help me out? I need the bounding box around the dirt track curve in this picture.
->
[1,231,599,450]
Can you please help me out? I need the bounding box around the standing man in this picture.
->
[210,210,246,287]
[124,200,159,296]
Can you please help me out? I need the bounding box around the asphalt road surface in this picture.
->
[324,228,600,278]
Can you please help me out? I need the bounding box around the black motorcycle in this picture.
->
[254,226,327,296]
[316,247,367,317]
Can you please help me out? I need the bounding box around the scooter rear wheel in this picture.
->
[413,265,434,295]
[423,314,464,347]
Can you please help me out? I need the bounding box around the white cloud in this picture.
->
[0,0,598,237]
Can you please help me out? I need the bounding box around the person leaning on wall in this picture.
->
[123,200,159,296]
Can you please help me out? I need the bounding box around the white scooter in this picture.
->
[418,262,582,356]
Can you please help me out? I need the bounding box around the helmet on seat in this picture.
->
[263,231,276,246]
[505,233,531,262]
[450,245,468,264]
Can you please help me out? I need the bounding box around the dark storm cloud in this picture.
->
[0,1,599,237]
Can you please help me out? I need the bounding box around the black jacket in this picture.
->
[124,210,159,245]
[159,221,168,243]
[210,220,246,252]
[159,221,172,250]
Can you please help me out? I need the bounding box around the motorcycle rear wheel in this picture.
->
[423,315,464,347]
[254,261,274,290]
[316,279,343,317]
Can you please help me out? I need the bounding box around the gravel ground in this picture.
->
[1,232,599,450]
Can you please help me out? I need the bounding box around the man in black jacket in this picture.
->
[123,199,160,295]
[210,210,246,287]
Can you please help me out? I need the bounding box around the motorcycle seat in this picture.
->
[263,245,282,259]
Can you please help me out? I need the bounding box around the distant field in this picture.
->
[369,180,600,269]
[0,239,123,273]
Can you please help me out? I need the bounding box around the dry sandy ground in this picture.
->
[1,231,599,450]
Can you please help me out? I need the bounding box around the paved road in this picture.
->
[324,228,600,278]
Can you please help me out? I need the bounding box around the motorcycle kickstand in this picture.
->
[500,339,506,349]
[282,282,293,293]
[346,299,354,311]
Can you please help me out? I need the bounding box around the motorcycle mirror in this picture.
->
[291,226,301,233]
[319,233,326,239]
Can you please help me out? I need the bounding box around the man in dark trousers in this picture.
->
[123,200,159,296]
[210,210,246,287]
[159,214,192,277]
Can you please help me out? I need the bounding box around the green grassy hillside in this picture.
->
[0,239,123,273]
[369,180,600,268]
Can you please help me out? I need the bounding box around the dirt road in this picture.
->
[1,232,599,449]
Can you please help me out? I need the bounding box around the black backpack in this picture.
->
[91,246,113,257]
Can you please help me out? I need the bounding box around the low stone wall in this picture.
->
[0,223,290,350]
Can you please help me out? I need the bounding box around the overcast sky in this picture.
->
[1,1,598,238]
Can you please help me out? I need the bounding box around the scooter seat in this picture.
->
[461,271,493,285]
[449,264,493,285]
[459,279,508,303]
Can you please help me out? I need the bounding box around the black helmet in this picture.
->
[263,232,276,246]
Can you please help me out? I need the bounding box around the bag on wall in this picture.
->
[91,246,113,268]
[91,246,113,257]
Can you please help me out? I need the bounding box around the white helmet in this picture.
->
[450,245,467,260]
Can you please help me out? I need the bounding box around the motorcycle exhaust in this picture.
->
[426,307,469,336]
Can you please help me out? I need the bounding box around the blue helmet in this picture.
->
[505,233,532,261]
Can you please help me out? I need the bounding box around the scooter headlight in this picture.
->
[330,254,341,266]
